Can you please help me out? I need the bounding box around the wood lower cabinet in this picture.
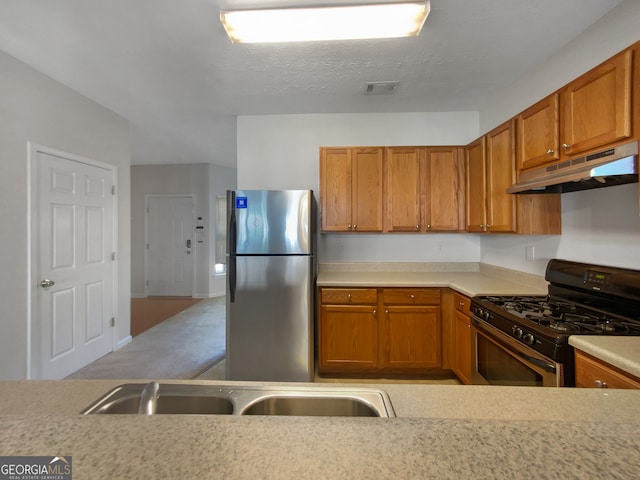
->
[318,287,442,375]
[452,292,473,385]
[381,289,441,371]
[575,350,640,389]
[318,288,378,373]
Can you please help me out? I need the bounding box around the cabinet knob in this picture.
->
[410,294,415,299]
[546,149,555,155]
[427,224,431,230]
[373,310,376,315]
[385,310,389,314]
[353,224,357,230]
[347,293,351,300]
[416,225,420,231]
[459,302,465,307]
[594,380,608,388]
[562,143,571,151]
[348,224,352,229]
[486,224,492,230]
[479,224,484,228]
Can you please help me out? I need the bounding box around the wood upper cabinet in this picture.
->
[575,350,640,389]
[517,93,560,171]
[485,120,517,233]
[423,147,466,232]
[318,288,378,373]
[384,147,423,232]
[466,122,562,235]
[560,49,633,157]
[319,147,383,232]
[384,146,465,233]
[465,137,487,233]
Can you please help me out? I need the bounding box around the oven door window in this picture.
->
[477,330,545,386]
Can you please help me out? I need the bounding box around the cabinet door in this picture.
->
[486,120,517,233]
[320,148,352,231]
[319,304,378,373]
[575,350,640,389]
[351,148,383,232]
[424,147,465,232]
[560,49,632,156]
[517,93,559,171]
[384,147,423,232]
[465,137,487,232]
[453,310,473,385]
[381,306,442,370]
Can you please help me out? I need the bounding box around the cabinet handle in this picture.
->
[562,143,571,151]
[546,149,555,155]
[486,224,491,230]
[594,380,608,388]
[459,302,465,307]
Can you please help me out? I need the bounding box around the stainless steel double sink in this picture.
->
[81,383,395,417]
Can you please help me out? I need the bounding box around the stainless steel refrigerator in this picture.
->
[226,190,316,381]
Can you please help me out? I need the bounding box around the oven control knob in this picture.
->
[512,326,523,339]
[522,333,535,346]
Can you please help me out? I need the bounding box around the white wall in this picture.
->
[0,50,131,379]
[479,0,640,275]
[237,112,481,263]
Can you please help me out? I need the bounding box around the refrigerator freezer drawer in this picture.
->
[226,255,313,382]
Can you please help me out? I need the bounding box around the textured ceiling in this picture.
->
[0,0,624,168]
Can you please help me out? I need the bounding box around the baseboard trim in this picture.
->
[131,293,146,298]
[116,336,132,350]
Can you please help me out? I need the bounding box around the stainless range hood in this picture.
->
[507,140,638,194]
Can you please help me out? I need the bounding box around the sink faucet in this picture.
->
[138,381,160,415]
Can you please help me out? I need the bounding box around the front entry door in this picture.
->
[34,148,115,379]
[146,196,195,296]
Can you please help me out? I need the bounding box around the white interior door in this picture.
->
[35,149,115,379]
[146,196,195,296]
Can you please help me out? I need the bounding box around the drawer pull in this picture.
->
[594,380,608,388]
[347,294,351,300]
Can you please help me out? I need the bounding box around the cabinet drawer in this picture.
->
[575,350,640,389]
[382,288,440,305]
[320,288,377,305]
[453,292,471,315]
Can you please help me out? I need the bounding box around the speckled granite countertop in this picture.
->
[316,262,548,296]
[569,336,640,378]
[1,380,640,478]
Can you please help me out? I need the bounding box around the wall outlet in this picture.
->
[525,246,535,262]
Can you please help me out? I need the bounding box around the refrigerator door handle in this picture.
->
[229,255,236,303]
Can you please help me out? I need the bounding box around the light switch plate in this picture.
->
[525,246,535,262]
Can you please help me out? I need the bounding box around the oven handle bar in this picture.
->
[471,316,557,374]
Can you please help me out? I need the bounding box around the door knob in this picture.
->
[40,279,55,288]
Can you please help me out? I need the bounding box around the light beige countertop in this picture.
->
[316,262,548,296]
[569,336,640,378]
[1,380,640,478]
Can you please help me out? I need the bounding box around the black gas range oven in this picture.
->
[470,259,640,387]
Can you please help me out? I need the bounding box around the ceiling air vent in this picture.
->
[364,81,399,95]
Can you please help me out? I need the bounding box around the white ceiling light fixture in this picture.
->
[220,1,430,44]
